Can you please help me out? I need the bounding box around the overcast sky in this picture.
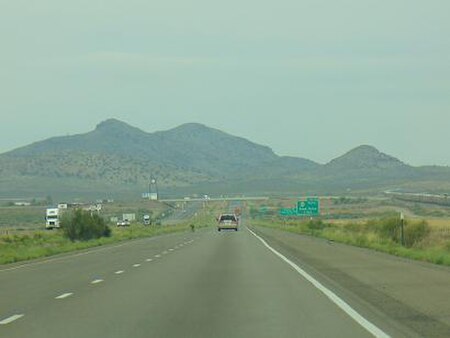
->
[1,0,449,165]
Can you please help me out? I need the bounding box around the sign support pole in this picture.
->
[400,212,405,246]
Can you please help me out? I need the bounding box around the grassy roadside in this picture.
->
[0,213,214,265]
[251,218,450,266]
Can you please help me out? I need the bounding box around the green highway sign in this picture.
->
[279,208,298,216]
[279,198,320,217]
[297,198,320,216]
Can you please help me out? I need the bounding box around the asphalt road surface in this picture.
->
[162,201,203,225]
[1,223,448,337]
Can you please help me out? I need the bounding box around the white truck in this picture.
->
[45,207,62,229]
[143,214,151,225]
[45,203,69,229]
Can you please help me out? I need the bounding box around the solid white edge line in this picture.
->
[247,228,391,338]
[0,314,24,325]
[55,292,73,299]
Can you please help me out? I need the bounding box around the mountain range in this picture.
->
[1,119,449,199]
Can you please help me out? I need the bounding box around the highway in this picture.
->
[1,219,449,337]
[161,201,204,225]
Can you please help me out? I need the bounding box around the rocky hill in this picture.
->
[325,145,407,170]
[0,119,448,198]
[0,119,317,197]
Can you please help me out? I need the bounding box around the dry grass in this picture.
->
[426,218,450,228]
[0,206,218,265]
[252,216,450,266]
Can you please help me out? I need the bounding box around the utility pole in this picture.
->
[400,212,405,246]
[148,175,158,200]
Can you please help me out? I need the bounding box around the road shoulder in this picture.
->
[250,225,450,338]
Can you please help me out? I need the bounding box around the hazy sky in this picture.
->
[1,0,449,165]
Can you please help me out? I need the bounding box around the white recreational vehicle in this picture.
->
[45,207,63,229]
[143,214,151,225]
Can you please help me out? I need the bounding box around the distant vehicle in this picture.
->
[217,214,239,231]
[143,214,151,225]
[117,219,130,227]
[45,207,62,229]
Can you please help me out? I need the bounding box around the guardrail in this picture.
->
[385,191,450,206]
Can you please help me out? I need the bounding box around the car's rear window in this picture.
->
[220,215,237,222]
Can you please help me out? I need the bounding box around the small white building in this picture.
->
[14,202,31,206]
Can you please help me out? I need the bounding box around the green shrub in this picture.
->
[1,235,13,243]
[372,217,400,242]
[355,234,369,246]
[404,220,430,248]
[445,241,450,251]
[61,209,111,241]
[306,219,327,230]
[344,222,364,232]
[33,232,43,240]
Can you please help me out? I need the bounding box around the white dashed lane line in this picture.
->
[0,314,24,325]
[0,239,196,328]
[91,279,104,284]
[55,293,73,300]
